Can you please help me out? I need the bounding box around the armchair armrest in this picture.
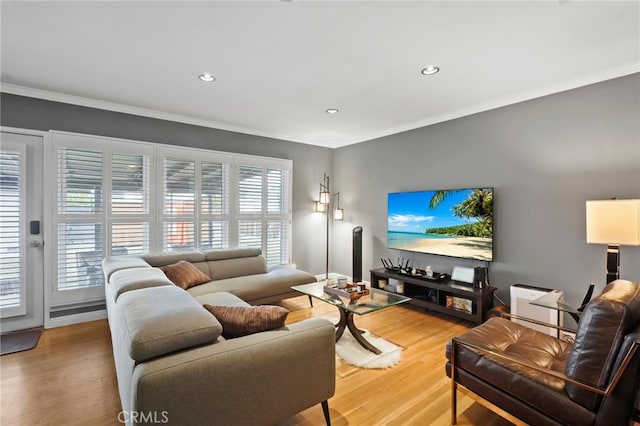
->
[450,335,639,396]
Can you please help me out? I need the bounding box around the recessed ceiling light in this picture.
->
[326,108,339,114]
[421,66,440,76]
[199,73,215,82]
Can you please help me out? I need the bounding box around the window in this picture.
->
[48,131,292,308]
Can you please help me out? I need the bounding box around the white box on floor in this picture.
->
[510,284,563,336]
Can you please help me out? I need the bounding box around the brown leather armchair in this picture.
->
[446,279,640,426]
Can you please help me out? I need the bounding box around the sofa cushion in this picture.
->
[203,304,289,338]
[118,286,222,362]
[161,260,212,290]
[102,256,151,281]
[109,267,174,301]
[207,256,268,281]
[204,247,262,261]
[143,251,206,267]
[187,267,316,301]
[194,291,251,308]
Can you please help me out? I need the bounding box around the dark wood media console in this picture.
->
[370,268,495,324]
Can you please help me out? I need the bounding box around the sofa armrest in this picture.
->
[130,318,335,426]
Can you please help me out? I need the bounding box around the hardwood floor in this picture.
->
[1,296,512,425]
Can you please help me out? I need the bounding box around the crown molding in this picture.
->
[3,61,638,150]
[331,62,640,148]
[0,82,321,147]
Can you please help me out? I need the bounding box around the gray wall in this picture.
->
[332,73,640,306]
[2,74,639,307]
[0,93,333,275]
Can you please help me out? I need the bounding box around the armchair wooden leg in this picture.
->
[321,400,331,426]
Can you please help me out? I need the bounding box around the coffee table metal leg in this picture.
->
[346,312,382,355]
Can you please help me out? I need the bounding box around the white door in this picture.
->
[0,130,44,332]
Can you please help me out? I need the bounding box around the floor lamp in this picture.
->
[315,173,344,281]
[586,199,640,284]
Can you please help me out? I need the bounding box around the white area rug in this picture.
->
[335,328,402,369]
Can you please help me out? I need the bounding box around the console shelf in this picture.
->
[370,268,495,324]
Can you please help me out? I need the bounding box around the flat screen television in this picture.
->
[387,187,493,261]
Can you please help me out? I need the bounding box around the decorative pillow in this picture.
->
[203,304,289,338]
[161,260,211,290]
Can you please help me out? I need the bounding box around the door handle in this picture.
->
[29,240,43,247]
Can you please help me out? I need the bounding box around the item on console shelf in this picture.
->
[387,278,401,293]
[446,295,473,314]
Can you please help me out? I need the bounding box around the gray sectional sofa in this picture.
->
[102,247,335,426]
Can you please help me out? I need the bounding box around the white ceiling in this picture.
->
[1,1,639,148]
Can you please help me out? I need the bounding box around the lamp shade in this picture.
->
[586,199,640,246]
[319,191,330,204]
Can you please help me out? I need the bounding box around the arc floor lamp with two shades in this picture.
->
[315,173,344,281]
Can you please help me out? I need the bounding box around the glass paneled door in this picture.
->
[0,131,44,332]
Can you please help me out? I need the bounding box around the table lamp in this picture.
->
[586,199,640,284]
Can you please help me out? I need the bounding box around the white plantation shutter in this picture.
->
[238,166,263,214]
[162,158,196,252]
[111,222,149,255]
[58,148,103,215]
[0,147,26,316]
[236,163,290,265]
[200,161,229,250]
[266,168,289,264]
[111,153,151,255]
[57,222,103,290]
[55,148,104,297]
[111,153,149,215]
[237,165,263,249]
[266,220,288,265]
[267,168,286,214]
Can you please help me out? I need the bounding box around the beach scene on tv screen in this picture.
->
[387,188,493,261]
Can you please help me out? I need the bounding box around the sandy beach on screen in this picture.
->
[400,236,492,261]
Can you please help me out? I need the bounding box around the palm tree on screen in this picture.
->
[428,189,493,237]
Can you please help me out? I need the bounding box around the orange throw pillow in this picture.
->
[203,305,289,338]
[160,261,211,290]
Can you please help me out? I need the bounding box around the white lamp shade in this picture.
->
[586,199,640,246]
[319,191,330,204]
[334,208,344,221]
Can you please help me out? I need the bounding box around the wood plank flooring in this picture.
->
[1,296,512,425]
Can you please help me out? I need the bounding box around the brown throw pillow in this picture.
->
[203,305,289,338]
[160,260,211,290]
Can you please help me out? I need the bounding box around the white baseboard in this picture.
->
[45,309,108,329]
[315,272,347,281]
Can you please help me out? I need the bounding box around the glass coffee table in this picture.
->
[292,281,410,354]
